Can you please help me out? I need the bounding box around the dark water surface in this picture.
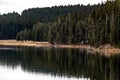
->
[0,46,120,80]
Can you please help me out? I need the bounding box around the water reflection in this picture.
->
[0,46,120,80]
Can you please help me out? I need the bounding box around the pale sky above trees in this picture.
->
[0,0,106,14]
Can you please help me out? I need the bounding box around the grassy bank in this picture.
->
[0,40,120,56]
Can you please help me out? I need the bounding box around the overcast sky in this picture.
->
[0,0,107,14]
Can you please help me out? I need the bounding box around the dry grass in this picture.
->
[0,40,51,47]
[0,40,120,56]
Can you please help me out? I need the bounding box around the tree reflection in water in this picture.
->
[0,46,120,80]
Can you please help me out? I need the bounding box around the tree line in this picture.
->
[1,4,97,39]
[88,0,120,47]
[2,0,120,47]
[16,4,98,44]
[17,0,120,47]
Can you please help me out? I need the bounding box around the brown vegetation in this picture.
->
[0,40,120,56]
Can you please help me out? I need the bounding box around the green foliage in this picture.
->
[88,0,120,47]
[5,0,120,47]
[16,22,48,41]
[48,11,88,44]
[16,4,97,43]
[2,5,97,39]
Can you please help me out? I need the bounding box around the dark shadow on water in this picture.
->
[0,46,120,80]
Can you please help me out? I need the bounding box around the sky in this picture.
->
[0,0,107,14]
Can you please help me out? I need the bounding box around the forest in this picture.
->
[1,0,120,47]
[0,5,97,39]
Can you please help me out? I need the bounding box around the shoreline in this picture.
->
[0,40,120,56]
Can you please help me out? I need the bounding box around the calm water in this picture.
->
[0,46,120,80]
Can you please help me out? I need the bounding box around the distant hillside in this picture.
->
[0,4,98,39]
[17,0,120,47]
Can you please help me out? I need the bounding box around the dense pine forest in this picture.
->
[88,0,120,47]
[1,0,120,47]
[0,5,97,39]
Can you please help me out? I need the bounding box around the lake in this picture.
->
[0,46,120,80]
